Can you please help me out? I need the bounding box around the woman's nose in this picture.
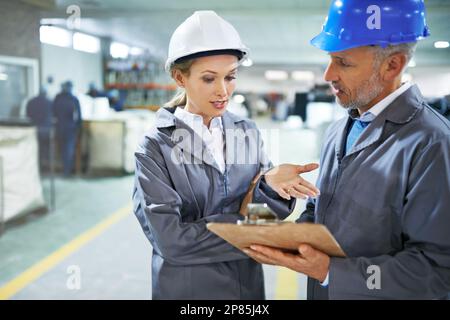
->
[215,80,227,97]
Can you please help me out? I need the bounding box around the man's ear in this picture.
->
[382,52,407,82]
[172,69,185,88]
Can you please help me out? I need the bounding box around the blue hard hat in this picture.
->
[311,0,430,52]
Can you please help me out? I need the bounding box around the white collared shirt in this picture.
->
[174,106,225,173]
[358,82,413,122]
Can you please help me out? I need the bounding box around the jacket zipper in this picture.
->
[223,167,228,197]
[323,159,343,225]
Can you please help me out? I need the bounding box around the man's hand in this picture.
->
[243,244,330,283]
[264,163,320,200]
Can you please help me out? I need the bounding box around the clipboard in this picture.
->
[207,222,346,257]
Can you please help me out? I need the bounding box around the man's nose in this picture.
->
[324,61,338,83]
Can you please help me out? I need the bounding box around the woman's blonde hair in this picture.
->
[164,59,195,108]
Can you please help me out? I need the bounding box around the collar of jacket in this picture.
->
[335,84,424,160]
[154,106,246,172]
[155,106,246,128]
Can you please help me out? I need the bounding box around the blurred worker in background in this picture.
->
[107,89,124,111]
[53,80,82,177]
[26,86,53,171]
[86,82,107,98]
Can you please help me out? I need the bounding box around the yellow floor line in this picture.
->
[0,203,132,300]
[274,267,298,300]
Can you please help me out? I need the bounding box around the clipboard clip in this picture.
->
[237,203,284,225]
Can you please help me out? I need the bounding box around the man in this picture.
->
[245,0,450,299]
[53,80,82,176]
[26,86,53,170]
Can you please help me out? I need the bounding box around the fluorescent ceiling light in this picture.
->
[110,42,129,59]
[39,26,72,48]
[265,70,288,81]
[73,32,100,53]
[291,71,315,82]
[233,94,245,104]
[434,41,449,49]
[0,73,8,81]
[242,58,253,67]
[130,47,144,56]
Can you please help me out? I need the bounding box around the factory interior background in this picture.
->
[0,0,449,300]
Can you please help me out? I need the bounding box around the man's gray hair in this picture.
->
[371,42,417,72]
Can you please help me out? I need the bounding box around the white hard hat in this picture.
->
[165,10,249,72]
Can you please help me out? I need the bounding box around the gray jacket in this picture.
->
[300,85,450,299]
[133,107,295,299]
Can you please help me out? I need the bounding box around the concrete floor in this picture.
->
[0,116,322,300]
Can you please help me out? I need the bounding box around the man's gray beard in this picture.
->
[336,72,384,110]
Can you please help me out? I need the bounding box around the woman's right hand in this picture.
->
[239,163,320,216]
[264,163,320,200]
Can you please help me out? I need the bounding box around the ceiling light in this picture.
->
[110,42,129,59]
[434,41,449,49]
[242,58,253,67]
[73,32,100,53]
[265,70,288,81]
[233,94,245,104]
[130,47,144,56]
[291,71,315,82]
[39,26,72,48]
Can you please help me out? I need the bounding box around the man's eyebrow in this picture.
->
[329,53,346,60]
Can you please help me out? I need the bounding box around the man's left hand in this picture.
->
[244,244,330,283]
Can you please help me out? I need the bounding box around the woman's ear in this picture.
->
[172,69,185,88]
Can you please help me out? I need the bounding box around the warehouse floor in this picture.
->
[0,116,322,300]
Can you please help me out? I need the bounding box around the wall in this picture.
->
[0,1,42,117]
[0,1,41,60]
[409,67,450,98]
[41,43,103,98]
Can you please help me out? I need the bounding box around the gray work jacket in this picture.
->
[133,107,295,299]
[300,85,450,299]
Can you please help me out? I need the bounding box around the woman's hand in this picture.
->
[238,163,319,216]
[264,163,320,200]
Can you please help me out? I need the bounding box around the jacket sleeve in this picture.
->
[251,129,296,220]
[133,137,248,266]
[328,137,450,299]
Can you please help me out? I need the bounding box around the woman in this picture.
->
[133,10,319,299]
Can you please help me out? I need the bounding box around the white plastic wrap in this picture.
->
[0,126,46,222]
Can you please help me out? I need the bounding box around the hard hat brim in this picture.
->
[310,31,362,53]
[165,48,249,72]
[174,49,245,65]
